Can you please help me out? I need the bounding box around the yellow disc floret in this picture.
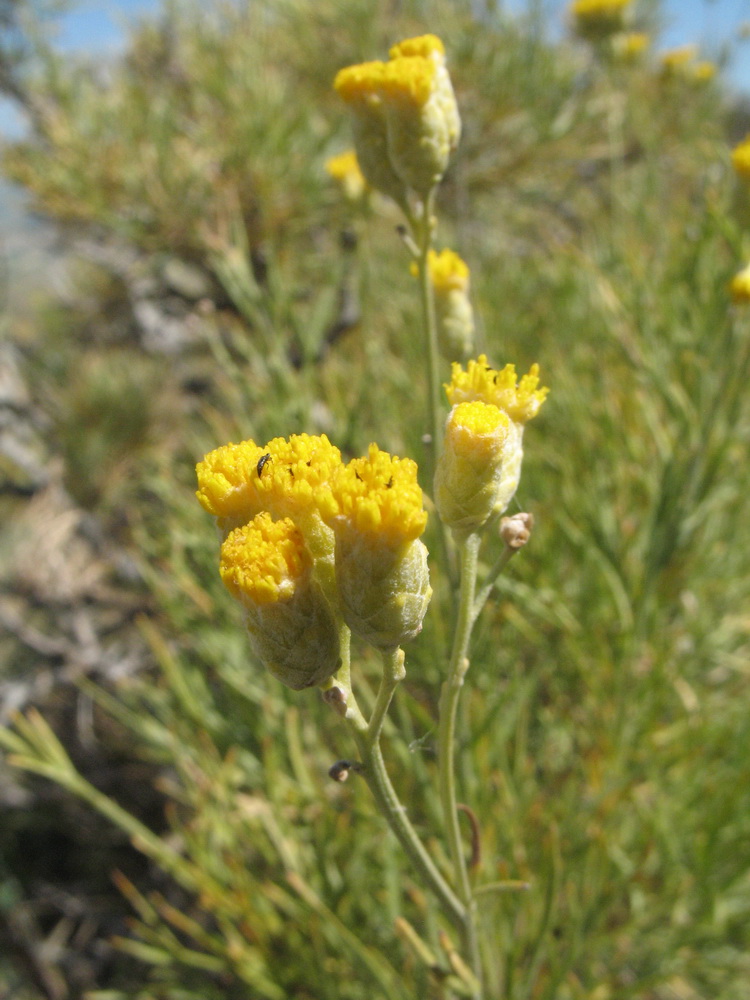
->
[731,135,750,182]
[446,355,549,424]
[389,34,445,60]
[220,514,308,605]
[323,444,427,546]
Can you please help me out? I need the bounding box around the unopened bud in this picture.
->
[500,512,534,549]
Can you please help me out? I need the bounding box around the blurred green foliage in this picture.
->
[2,1,750,998]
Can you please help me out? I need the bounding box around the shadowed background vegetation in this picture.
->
[2,0,750,997]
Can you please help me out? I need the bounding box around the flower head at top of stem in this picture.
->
[320,444,432,649]
[570,0,633,40]
[445,354,549,425]
[196,433,343,533]
[220,513,341,690]
[333,34,460,201]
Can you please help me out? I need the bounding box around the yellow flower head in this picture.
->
[612,31,649,60]
[691,60,717,83]
[333,34,460,199]
[389,33,461,156]
[389,34,445,60]
[333,60,387,105]
[379,55,437,108]
[196,438,268,522]
[220,513,308,605]
[435,401,523,532]
[220,513,341,690]
[571,0,632,37]
[323,444,427,547]
[731,135,750,182]
[326,149,368,199]
[322,444,431,648]
[445,400,510,457]
[730,262,750,303]
[196,433,343,529]
[333,59,407,205]
[659,45,698,74]
[427,248,470,294]
[446,355,549,424]
[572,0,631,16]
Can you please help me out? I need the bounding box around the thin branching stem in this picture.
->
[337,656,466,932]
[438,531,484,998]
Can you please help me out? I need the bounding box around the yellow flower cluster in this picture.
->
[334,34,460,199]
[197,432,433,677]
[435,356,548,533]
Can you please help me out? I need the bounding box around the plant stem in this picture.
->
[337,657,466,932]
[473,544,518,619]
[416,188,443,477]
[438,531,484,998]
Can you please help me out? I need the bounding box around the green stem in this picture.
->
[366,647,405,747]
[473,544,518,619]
[438,531,484,998]
[416,188,443,477]
[335,656,466,932]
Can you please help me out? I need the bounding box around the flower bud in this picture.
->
[321,444,431,649]
[220,514,341,690]
[434,401,522,531]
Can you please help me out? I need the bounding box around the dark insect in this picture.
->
[257,453,272,477]
[386,476,393,488]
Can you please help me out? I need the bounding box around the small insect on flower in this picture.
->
[257,454,272,477]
